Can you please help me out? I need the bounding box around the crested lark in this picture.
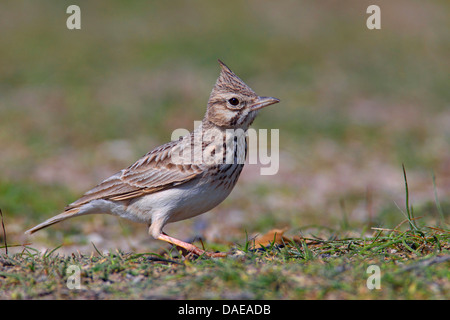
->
[25,60,279,257]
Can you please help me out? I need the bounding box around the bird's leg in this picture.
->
[157,232,227,258]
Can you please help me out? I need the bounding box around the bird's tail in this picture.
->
[25,207,82,235]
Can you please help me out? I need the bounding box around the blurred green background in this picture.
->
[0,0,449,252]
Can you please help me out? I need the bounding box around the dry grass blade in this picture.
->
[0,208,7,255]
[371,227,401,233]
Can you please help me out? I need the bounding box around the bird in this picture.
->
[25,60,280,257]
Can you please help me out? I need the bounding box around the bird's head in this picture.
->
[204,60,279,130]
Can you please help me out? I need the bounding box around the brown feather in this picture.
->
[65,138,203,209]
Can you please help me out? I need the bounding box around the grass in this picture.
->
[1,223,448,299]
[1,170,449,300]
[2,164,447,300]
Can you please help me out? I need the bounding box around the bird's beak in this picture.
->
[250,96,280,111]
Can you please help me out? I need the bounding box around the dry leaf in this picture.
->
[252,227,292,248]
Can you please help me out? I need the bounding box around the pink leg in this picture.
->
[157,232,227,258]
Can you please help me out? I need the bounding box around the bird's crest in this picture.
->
[210,60,256,98]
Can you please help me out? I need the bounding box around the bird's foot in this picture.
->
[157,232,227,258]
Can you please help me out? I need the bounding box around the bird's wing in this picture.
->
[65,138,203,209]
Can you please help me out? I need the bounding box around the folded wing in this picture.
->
[65,139,203,209]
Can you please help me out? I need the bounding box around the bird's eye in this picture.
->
[228,98,240,106]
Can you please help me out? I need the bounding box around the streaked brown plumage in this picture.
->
[25,60,279,257]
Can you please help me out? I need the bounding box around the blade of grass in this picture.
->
[91,241,104,257]
[0,208,7,254]
[432,171,446,226]
[301,239,314,260]
[401,237,420,255]
[402,164,420,232]
[339,199,350,231]
[44,244,62,259]
[21,246,40,257]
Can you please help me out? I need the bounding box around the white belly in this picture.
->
[139,179,230,218]
[126,175,235,237]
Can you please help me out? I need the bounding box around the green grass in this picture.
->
[1,223,448,300]
[2,164,447,300]
[2,167,449,299]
